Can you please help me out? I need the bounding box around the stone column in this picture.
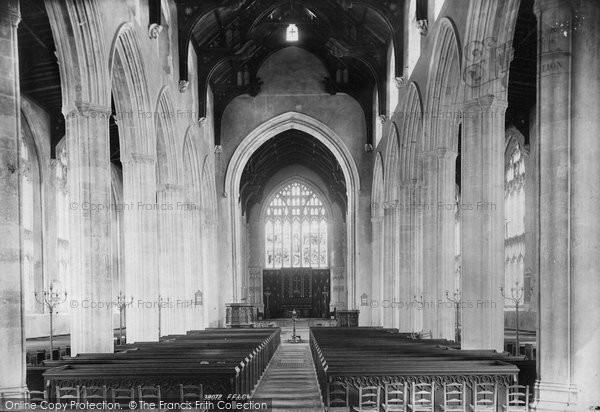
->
[533,0,600,409]
[460,96,506,352]
[382,205,396,328]
[412,181,424,333]
[370,214,384,326]
[157,184,184,335]
[122,153,159,342]
[397,183,413,331]
[436,149,458,341]
[65,106,114,356]
[0,0,27,398]
[421,152,439,336]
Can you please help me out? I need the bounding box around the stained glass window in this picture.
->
[265,182,328,268]
[504,142,526,305]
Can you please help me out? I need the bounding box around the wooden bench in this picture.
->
[310,328,521,411]
[42,328,280,401]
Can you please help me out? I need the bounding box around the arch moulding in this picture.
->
[224,111,361,306]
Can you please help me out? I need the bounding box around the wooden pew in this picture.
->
[310,328,521,410]
[42,328,280,401]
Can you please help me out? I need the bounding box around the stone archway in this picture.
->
[224,112,361,310]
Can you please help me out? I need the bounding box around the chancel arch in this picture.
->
[224,111,361,309]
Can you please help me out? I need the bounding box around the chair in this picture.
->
[138,385,161,404]
[382,382,407,411]
[326,381,349,411]
[418,330,433,339]
[180,384,203,402]
[470,383,497,411]
[440,383,467,412]
[82,385,107,403]
[351,386,380,411]
[27,390,47,402]
[56,385,80,402]
[409,382,435,412]
[502,385,529,411]
[111,388,135,408]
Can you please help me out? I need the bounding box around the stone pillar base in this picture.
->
[531,381,579,412]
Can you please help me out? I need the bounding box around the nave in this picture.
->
[2,0,600,410]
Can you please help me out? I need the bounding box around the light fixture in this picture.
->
[286,23,299,42]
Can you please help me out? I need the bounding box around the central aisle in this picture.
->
[252,323,325,412]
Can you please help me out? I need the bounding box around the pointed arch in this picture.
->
[372,152,385,218]
[109,23,154,158]
[182,127,202,202]
[463,0,519,100]
[155,87,182,186]
[201,154,218,225]
[400,82,424,182]
[424,17,462,152]
[46,0,110,109]
[384,123,400,202]
[225,111,360,305]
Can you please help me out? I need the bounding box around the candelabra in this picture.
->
[500,280,533,355]
[445,289,462,343]
[288,308,302,343]
[34,283,67,357]
[115,292,134,344]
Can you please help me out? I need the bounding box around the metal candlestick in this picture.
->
[115,292,134,344]
[500,280,533,356]
[34,283,67,357]
[288,308,302,343]
[445,289,462,343]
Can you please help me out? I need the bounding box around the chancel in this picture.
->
[1,0,599,410]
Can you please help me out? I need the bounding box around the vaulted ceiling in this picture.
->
[240,129,347,218]
[176,0,405,146]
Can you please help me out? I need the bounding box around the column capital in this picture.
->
[422,148,458,160]
[0,0,21,27]
[63,102,111,119]
[461,95,508,114]
[123,152,156,165]
[159,183,184,194]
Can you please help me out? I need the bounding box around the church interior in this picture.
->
[1,0,599,410]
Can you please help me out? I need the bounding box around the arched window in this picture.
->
[265,181,328,269]
[286,24,299,42]
[504,142,526,306]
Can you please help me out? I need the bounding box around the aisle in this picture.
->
[252,324,324,412]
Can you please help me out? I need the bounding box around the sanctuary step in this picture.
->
[252,325,324,412]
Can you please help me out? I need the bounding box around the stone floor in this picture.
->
[251,321,325,412]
